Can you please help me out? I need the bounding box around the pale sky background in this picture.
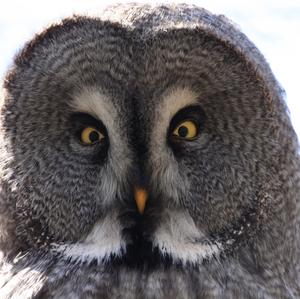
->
[0,0,299,138]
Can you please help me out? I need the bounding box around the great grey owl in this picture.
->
[0,3,299,299]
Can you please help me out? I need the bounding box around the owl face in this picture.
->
[0,7,290,272]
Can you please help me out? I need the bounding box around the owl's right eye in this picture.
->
[70,113,109,148]
[80,127,105,145]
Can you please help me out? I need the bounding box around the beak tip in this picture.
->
[137,203,146,214]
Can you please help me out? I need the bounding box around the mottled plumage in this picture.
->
[0,4,299,299]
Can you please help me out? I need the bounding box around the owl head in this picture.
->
[0,4,299,298]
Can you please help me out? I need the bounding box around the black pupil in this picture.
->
[89,130,100,142]
[178,126,189,137]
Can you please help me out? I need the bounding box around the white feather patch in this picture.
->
[153,210,222,265]
[51,213,125,263]
[0,265,46,298]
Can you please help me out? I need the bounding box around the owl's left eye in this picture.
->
[168,105,205,144]
[172,120,198,140]
[80,127,105,145]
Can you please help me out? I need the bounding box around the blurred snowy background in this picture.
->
[0,0,299,138]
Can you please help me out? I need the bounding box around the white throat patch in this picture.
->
[51,213,125,263]
[51,210,221,265]
[153,210,222,265]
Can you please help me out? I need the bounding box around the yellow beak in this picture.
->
[134,187,148,214]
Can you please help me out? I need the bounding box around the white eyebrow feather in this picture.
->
[70,87,119,145]
[152,86,199,146]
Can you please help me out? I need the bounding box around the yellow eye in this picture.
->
[80,127,104,144]
[172,120,198,140]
